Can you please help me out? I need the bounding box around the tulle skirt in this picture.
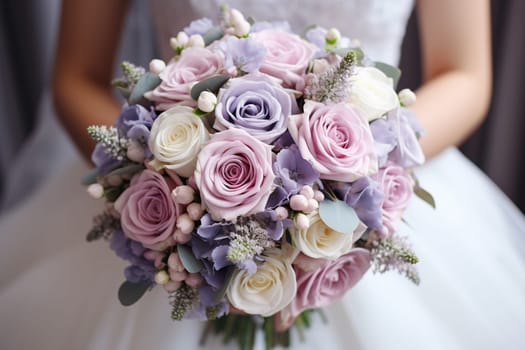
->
[1,138,525,349]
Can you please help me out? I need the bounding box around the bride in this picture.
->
[1,0,524,349]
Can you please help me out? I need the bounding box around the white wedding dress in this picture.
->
[1,1,525,349]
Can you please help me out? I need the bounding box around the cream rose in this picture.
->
[348,66,400,121]
[148,106,210,178]
[226,249,296,316]
[289,212,365,260]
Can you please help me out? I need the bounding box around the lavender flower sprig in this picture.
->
[170,283,198,320]
[120,61,146,87]
[86,211,120,241]
[87,125,128,161]
[306,51,357,103]
[227,217,276,273]
[369,234,420,285]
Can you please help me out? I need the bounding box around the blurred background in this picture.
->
[0,0,524,216]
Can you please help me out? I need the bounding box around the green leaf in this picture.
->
[177,244,203,273]
[107,163,145,177]
[373,61,402,89]
[104,185,126,202]
[331,47,364,62]
[118,280,150,306]
[128,72,162,106]
[319,199,360,234]
[414,185,436,209]
[203,26,225,46]
[263,317,274,350]
[190,75,230,101]
[82,169,99,185]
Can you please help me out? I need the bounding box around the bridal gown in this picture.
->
[1,0,525,349]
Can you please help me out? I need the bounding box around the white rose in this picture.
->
[290,212,365,260]
[149,106,210,177]
[226,249,297,316]
[348,66,400,121]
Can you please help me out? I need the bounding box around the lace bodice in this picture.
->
[149,0,414,65]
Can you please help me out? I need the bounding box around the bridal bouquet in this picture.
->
[85,7,433,350]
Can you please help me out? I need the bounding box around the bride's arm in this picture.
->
[412,0,492,158]
[52,0,129,162]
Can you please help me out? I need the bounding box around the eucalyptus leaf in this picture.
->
[190,75,230,101]
[118,280,150,306]
[177,244,204,273]
[82,169,99,185]
[128,72,162,105]
[373,61,402,89]
[203,26,225,46]
[414,185,436,209]
[318,199,360,234]
[331,47,364,62]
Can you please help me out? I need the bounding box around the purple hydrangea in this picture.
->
[305,26,327,51]
[370,118,397,166]
[91,143,122,174]
[371,108,425,168]
[185,284,229,321]
[114,104,156,159]
[331,177,384,230]
[268,145,320,207]
[184,17,213,36]
[387,108,425,168]
[193,214,234,270]
[109,230,156,284]
[115,105,155,138]
[219,36,266,73]
[251,21,291,33]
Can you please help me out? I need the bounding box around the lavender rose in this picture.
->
[214,74,295,143]
[145,47,224,110]
[194,128,275,221]
[373,163,414,235]
[115,169,182,246]
[251,29,316,89]
[281,248,370,323]
[288,100,378,182]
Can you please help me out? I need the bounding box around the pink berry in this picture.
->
[275,206,289,220]
[300,185,314,199]
[290,194,309,211]
[295,213,310,229]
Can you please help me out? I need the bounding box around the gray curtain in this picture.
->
[0,0,156,213]
[399,0,525,213]
[1,0,523,213]
[0,0,61,201]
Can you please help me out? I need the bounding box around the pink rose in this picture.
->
[281,248,370,323]
[145,47,224,110]
[373,163,414,234]
[115,169,182,246]
[194,128,275,221]
[251,30,316,89]
[288,100,378,182]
